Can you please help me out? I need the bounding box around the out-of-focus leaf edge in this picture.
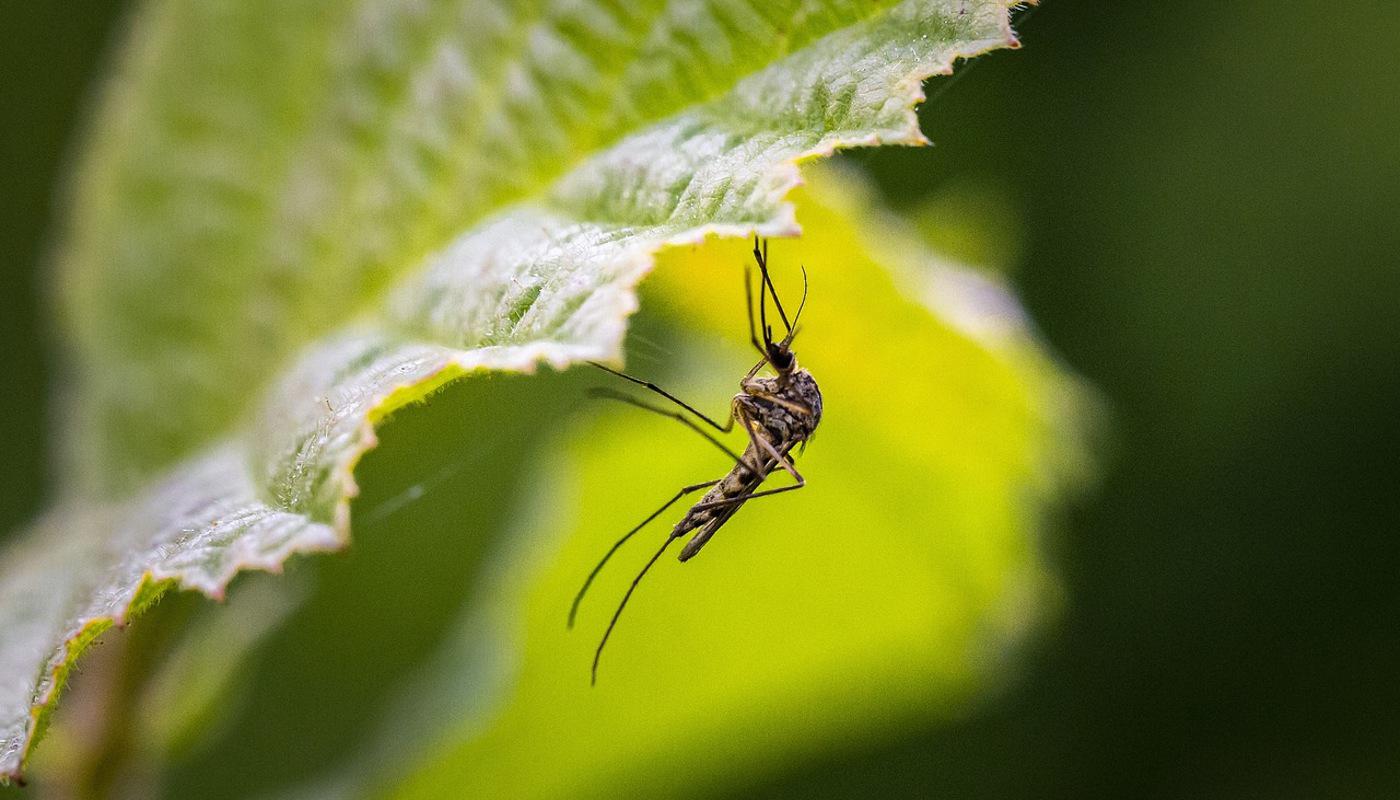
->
[7,359,471,784]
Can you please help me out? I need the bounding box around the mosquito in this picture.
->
[569,236,823,684]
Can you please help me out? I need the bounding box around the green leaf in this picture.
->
[0,0,1024,784]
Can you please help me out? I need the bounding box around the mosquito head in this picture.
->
[766,338,794,372]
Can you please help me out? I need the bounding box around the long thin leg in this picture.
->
[588,388,747,469]
[690,481,804,511]
[691,419,805,512]
[733,406,801,483]
[592,532,681,685]
[743,354,769,383]
[746,419,804,483]
[569,478,718,629]
[690,452,805,509]
[587,362,733,432]
[735,406,777,474]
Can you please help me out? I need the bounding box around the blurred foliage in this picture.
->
[4,1,1399,799]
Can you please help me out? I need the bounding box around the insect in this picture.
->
[569,236,823,684]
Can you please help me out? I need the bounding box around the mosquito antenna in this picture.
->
[753,236,792,334]
[780,265,809,346]
[592,533,678,685]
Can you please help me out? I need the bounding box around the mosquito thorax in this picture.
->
[742,366,822,443]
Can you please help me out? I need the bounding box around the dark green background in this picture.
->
[4,2,1397,797]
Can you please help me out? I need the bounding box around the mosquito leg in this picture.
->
[735,406,777,474]
[592,532,682,686]
[689,415,805,513]
[587,387,748,470]
[747,419,804,483]
[568,478,719,629]
[689,481,804,511]
[587,362,733,432]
